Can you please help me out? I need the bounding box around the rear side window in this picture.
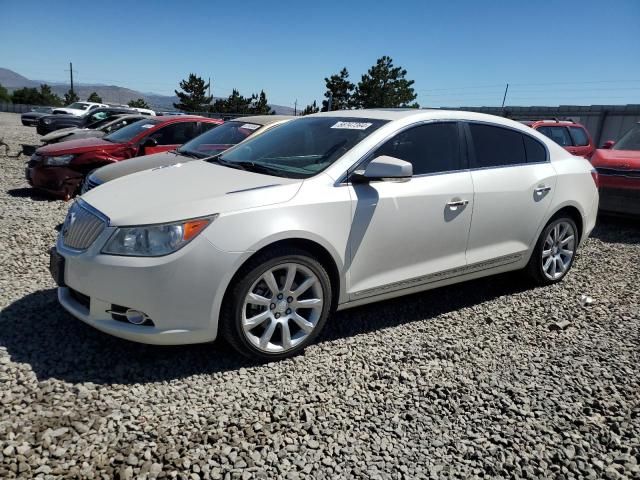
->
[537,126,572,147]
[523,136,547,163]
[373,122,462,175]
[568,126,590,147]
[468,123,526,168]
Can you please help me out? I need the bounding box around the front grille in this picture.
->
[62,201,107,250]
[81,175,101,194]
[596,167,640,179]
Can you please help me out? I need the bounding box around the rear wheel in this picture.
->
[220,248,332,360]
[526,216,578,285]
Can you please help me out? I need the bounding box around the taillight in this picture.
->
[590,168,599,188]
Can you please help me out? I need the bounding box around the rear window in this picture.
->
[613,124,640,151]
[537,126,572,147]
[568,127,590,147]
[103,119,161,143]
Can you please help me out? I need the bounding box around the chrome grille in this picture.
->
[62,201,107,250]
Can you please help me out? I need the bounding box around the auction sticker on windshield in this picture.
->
[331,121,373,130]
[240,123,261,130]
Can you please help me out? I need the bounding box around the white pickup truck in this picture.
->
[52,101,109,116]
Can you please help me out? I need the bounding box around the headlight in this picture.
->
[101,216,216,257]
[43,118,52,124]
[43,155,75,166]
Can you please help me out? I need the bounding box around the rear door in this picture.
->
[465,122,556,266]
[142,121,200,155]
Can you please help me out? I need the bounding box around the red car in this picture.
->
[26,116,222,199]
[522,120,595,158]
[590,122,640,216]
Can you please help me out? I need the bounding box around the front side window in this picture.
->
[148,122,199,145]
[87,111,109,123]
[568,127,590,147]
[215,117,388,179]
[103,119,161,143]
[537,126,572,147]
[613,125,640,151]
[372,122,462,175]
[469,123,527,168]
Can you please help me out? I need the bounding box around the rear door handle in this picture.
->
[447,199,469,208]
[535,186,551,195]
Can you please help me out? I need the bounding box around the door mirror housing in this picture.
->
[351,155,413,183]
[601,140,615,149]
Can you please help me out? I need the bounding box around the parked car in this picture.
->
[27,116,222,199]
[131,107,156,116]
[82,115,294,192]
[590,122,640,216]
[36,107,137,135]
[50,109,598,360]
[40,114,147,145]
[52,101,109,116]
[521,120,595,158]
[21,106,55,126]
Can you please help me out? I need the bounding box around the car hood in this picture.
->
[591,148,640,168]
[36,137,121,155]
[92,151,185,183]
[81,160,302,225]
[41,127,81,142]
[52,108,84,116]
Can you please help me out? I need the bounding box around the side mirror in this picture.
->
[351,155,413,183]
[601,140,615,149]
[142,137,158,148]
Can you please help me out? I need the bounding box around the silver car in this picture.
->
[52,109,598,360]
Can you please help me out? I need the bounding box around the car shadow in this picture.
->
[590,214,640,245]
[0,272,532,385]
[7,188,59,202]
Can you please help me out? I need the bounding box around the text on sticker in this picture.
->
[331,121,373,130]
[240,123,261,130]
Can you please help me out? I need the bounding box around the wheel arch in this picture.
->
[547,204,584,243]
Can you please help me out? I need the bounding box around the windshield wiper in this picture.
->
[176,149,203,159]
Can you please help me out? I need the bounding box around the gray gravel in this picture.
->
[1,111,639,479]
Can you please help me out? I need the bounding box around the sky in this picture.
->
[1,0,639,109]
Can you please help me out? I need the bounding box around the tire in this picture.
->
[526,216,578,285]
[220,247,333,361]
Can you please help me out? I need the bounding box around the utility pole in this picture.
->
[328,92,333,111]
[501,83,509,109]
[69,62,74,96]
[294,99,297,116]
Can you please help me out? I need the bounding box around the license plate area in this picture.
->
[49,248,66,287]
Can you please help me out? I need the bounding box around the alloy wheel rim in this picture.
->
[242,263,324,353]
[542,221,576,280]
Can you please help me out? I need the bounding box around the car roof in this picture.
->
[228,115,295,125]
[154,115,222,124]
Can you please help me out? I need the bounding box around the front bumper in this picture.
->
[55,226,244,345]
[27,162,84,199]
[599,187,640,216]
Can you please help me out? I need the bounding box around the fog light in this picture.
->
[125,309,148,325]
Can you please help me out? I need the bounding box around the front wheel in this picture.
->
[526,216,578,285]
[220,248,332,360]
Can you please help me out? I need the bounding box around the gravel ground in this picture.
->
[0,111,639,479]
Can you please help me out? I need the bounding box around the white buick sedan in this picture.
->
[51,109,599,360]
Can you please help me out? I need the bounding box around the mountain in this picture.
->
[0,67,296,115]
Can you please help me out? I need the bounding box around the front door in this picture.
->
[346,122,474,299]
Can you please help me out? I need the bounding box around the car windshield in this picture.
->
[177,121,261,158]
[613,125,640,151]
[67,102,90,110]
[86,115,123,129]
[103,119,161,143]
[213,117,388,178]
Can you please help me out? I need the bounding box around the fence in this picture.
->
[440,104,640,146]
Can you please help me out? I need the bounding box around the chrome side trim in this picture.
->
[351,252,524,299]
[226,184,280,194]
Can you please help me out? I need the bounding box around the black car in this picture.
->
[21,107,55,126]
[36,107,137,135]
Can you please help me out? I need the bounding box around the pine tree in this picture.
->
[353,56,418,108]
[173,73,213,112]
[302,101,320,115]
[212,89,252,114]
[87,91,102,103]
[0,83,11,103]
[11,87,41,105]
[250,90,274,115]
[128,98,150,109]
[39,84,63,106]
[64,89,80,105]
[321,68,354,111]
